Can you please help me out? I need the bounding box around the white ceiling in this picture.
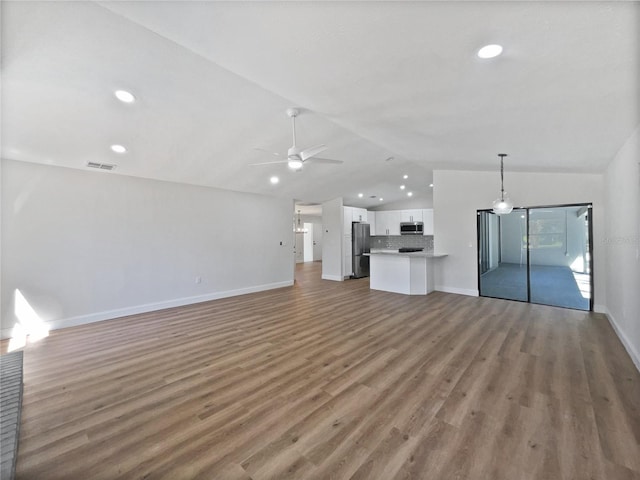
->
[2,1,638,209]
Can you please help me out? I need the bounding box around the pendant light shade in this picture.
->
[492,153,513,215]
[294,209,308,233]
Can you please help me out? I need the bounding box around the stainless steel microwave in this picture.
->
[400,222,424,235]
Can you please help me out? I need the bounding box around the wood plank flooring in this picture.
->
[2,261,639,479]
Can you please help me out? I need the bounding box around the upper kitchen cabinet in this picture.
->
[352,208,368,223]
[422,209,434,235]
[375,211,401,236]
[367,211,376,235]
[400,209,423,223]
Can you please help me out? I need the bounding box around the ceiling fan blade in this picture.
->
[253,147,281,157]
[300,144,327,161]
[249,160,289,166]
[305,157,343,165]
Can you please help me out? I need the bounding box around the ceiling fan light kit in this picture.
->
[492,153,514,215]
[288,158,303,170]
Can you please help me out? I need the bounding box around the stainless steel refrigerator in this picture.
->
[352,222,370,278]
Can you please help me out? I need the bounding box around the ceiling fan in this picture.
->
[251,108,343,171]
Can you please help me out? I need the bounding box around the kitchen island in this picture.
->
[367,250,447,295]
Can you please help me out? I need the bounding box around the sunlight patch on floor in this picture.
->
[572,272,591,299]
[8,289,50,352]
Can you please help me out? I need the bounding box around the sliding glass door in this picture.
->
[528,206,591,310]
[478,204,593,311]
[478,209,528,302]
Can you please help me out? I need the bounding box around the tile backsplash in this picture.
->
[371,235,434,252]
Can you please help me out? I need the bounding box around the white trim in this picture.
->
[0,328,14,340]
[436,286,479,297]
[593,304,607,314]
[601,306,640,373]
[321,274,343,281]
[0,280,293,340]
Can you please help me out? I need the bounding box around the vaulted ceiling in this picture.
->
[2,1,638,209]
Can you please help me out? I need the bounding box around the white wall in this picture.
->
[1,159,295,338]
[321,198,343,281]
[603,126,640,370]
[370,195,433,211]
[432,170,605,303]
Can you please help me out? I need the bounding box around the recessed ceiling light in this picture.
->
[407,192,413,197]
[358,193,363,198]
[477,44,503,59]
[270,176,279,184]
[400,185,406,190]
[379,198,383,201]
[114,90,135,103]
[403,174,408,179]
[429,183,434,188]
[110,144,127,154]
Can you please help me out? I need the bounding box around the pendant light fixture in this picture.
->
[294,210,308,233]
[492,153,514,215]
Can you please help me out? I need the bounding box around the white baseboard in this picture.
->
[601,306,640,373]
[435,286,479,297]
[593,304,607,314]
[321,274,343,281]
[0,280,294,340]
[0,328,14,340]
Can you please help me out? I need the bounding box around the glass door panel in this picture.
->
[478,209,528,301]
[528,206,591,310]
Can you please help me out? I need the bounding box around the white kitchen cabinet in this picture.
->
[368,252,445,295]
[400,209,423,223]
[422,209,434,235]
[374,211,389,235]
[352,207,367,223]
[367,211,376,235]
[375,210,401,236]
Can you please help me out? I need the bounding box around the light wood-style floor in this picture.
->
[3,262,640,479]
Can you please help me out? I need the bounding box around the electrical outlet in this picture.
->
[195,276,202,284]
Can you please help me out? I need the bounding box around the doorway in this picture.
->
[303,223,314,262]
[477,203,593,311]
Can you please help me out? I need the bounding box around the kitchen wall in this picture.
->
[1,159,295,338]
[432,169,605,304]
[603,126,640,370]
[369,195,432,211]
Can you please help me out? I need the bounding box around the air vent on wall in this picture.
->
[86,162,116,171]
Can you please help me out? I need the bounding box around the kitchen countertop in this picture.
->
[366,249,447,258]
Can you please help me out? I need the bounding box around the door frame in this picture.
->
[477,202,594,311]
